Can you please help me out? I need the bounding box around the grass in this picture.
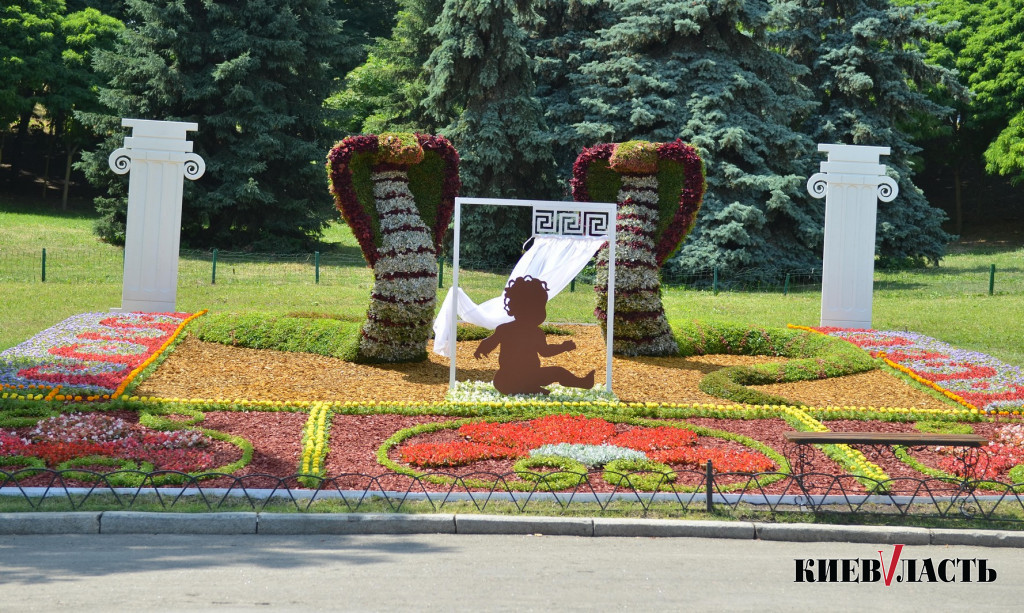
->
[2,193,1023,370]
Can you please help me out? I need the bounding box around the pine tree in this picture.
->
[771,0,965,264]
[422,0,558,268]
[570,0,819,284]
[78,0,353,250]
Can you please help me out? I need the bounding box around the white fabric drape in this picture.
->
[431,235,605,357]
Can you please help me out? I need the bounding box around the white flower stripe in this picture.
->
[358,337,427,360]
[611,240,657,259]
[373,194,417,214]
[376,203,419,219]
[378,227,432,244]
[371,277,437,300]
[364,302,435,324]
[608,292,666,313]
[618,198,659,216]
[372,169,409,181]
[618,189,659,205]
[620,174,658,189]
[372,179,411,195]
[374,253,438,277]
[613,335,679,357]
[378,213,434,233]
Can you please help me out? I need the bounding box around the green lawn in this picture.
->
[2,194,1022,368]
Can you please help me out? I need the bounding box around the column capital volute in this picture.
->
[806,143,899,201]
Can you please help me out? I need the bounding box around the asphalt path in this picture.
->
[0,534,1021,611]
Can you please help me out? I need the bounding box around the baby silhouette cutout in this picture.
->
[474,275,595,395]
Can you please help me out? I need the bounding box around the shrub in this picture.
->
[190,312,362,362]
[673,321,878,406]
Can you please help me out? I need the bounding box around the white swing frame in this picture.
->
[449,197,617,393]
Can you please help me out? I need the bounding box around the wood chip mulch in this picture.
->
[136,325,953,410]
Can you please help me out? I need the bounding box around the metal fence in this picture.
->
[3,468,1023,523]
[2,246,1018,295]
[0,247,370,286]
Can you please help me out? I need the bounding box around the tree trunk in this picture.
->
[358,166,439,362]
[9,111,32,177]
[594,172,678,356]
[953,166,963,237]
[41,154,51,199]
[62,145,79,210]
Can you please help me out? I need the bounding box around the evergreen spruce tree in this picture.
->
[422,0,558,268]
[571,0,819,284]
[78,0,352,250]
[771,0,965,264]
[531,0,614,185]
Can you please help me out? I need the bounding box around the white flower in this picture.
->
[446,380,618,404]
[530,443,647,467]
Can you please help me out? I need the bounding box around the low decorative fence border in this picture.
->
[4,468,1024,523]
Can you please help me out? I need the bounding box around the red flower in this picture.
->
[608,426,697,450]
[651,447,776,473]
[400,441,516,468]
[397,415,775,473]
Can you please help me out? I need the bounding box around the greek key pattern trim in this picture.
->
[533,208,612,238]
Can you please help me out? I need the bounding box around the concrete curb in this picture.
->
[930,528,1024,548]
[2,513,1024,547]
[756,523,932,545]
[455,514,593,536]
[0,512,101,535]
[258,513,456,535]
[594,518,756,539]
[99,511,257,534]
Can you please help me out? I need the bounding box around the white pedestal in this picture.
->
[109,119,205,312]
[807,144,898,329]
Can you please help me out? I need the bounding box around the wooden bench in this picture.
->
[783,431,988,482]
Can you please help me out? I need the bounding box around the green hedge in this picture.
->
[672,321,879,406]
[189,312,363,362]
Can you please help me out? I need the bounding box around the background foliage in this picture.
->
[1,0,1022,272]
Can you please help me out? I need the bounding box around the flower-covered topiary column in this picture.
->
[327,133,459,362]
[571,140,705,356]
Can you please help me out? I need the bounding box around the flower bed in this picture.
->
[0,395,1014,494]
[375,412,787,492]
[798,326,1024,415]
[0,311,202,400]
[0,410,246,487]
[3,314,1022,496]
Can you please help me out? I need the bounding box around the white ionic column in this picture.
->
[807,144,898,329]
[108,119,205,312]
